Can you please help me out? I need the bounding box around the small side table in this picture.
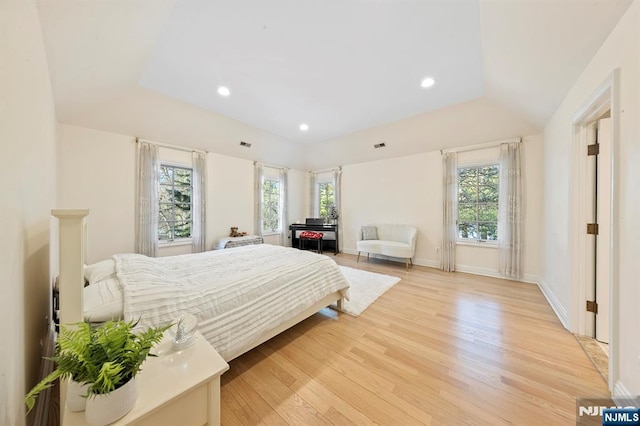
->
[299,236,323,254]
[62,332,229,426]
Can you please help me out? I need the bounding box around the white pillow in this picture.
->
[361,225,378,240]
[83,278,124,322]
[84,259,116,284]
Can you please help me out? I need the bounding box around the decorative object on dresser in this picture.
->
[215,234,264,250]
[328,204,339,224]
[228,226,248,237]
[24,319,170,426]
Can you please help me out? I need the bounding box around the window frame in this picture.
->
[317,179,335,219]
[262,176,282,235]
[456,162,500,245]
[158,162,194,245]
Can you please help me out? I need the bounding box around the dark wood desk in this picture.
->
[289,224,339,255]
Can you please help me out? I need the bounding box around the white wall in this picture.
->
[0,1,58,424]
[341,152,441,265]
[340,136,542,279]
[63,87,310,170]
[57,124,307,261]
[57,125,136,262]
[306,96,540,170]
[207,153,255,249]
[542,0,640,396]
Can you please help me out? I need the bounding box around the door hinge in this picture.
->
[586,223,599,235]
[586,300,598,314]
[587,143,600,156]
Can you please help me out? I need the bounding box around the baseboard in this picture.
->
[537,277,569,329]
[413,258,440,268]
[341,248,439,269]
[455,264,501,279]
[343,250,536,282]
[455,264,538,285]
[613,381,637,405]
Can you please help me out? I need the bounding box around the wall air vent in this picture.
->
[240,141,252,148]
[374,142,386,149]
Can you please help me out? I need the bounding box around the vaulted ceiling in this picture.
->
[37,0,632,145]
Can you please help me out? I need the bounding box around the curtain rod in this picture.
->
[136,137,207,154]
[254,161,290,171]
[441,137,521,155]
[309,166,342,174]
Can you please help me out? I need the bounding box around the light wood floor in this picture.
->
[220,254,609,425]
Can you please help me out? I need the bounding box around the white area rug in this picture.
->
[332,266,401,317]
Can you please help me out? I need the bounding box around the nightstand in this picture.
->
[62,331,229,425]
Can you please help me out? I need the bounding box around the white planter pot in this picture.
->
[66,379,89,412]
[85,378,138,426]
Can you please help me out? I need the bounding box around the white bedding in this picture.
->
[114,244,349,361]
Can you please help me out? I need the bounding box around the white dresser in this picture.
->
[63,332,229,425]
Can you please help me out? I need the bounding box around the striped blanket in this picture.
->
[115,244,349,360]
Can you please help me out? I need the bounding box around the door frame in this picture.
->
[570,69,619,391]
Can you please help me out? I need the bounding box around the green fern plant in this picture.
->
[25,319,170,413]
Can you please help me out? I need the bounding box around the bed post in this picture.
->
[52,209,88,424]
[51,209,89,325]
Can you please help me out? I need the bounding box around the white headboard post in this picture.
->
[51,209,89,325]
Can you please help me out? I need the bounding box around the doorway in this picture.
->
[570,71,618,391]
[586,114,611,345]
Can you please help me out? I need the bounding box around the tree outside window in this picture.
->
[263,179,280,233]
[458,165,499,241]
[159,165,192,241]
[318,182,335,219]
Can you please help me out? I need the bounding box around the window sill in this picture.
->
[158,239,193,248]
[456,240,498,249]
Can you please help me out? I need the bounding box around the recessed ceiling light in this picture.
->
[299,123,309,131]
[217,86,231,97]
[421,77,435,88]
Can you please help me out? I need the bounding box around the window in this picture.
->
[458,164,499,241]
[158,164,192,241]
[262,178,281,233]
[318,182,335,218]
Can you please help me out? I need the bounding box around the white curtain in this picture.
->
[279,169,289,246]
[498,142,523,279]
[191,151,207,253]
[441,152,458,272]
[332,168,342,216]
[135,141,159,257]
[333,168,342,252]
[254,162,264,236]
[309,172,318,217]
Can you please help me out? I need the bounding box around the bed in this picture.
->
[53,209,349,363]
[53,210,349,424]
[84,244,350,360]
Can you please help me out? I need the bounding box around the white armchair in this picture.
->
[356,224,417,270]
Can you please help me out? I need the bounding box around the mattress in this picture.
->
[114,244,349,361]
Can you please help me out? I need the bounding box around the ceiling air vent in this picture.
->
[374,142,386,149]
[240,141,252,148]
